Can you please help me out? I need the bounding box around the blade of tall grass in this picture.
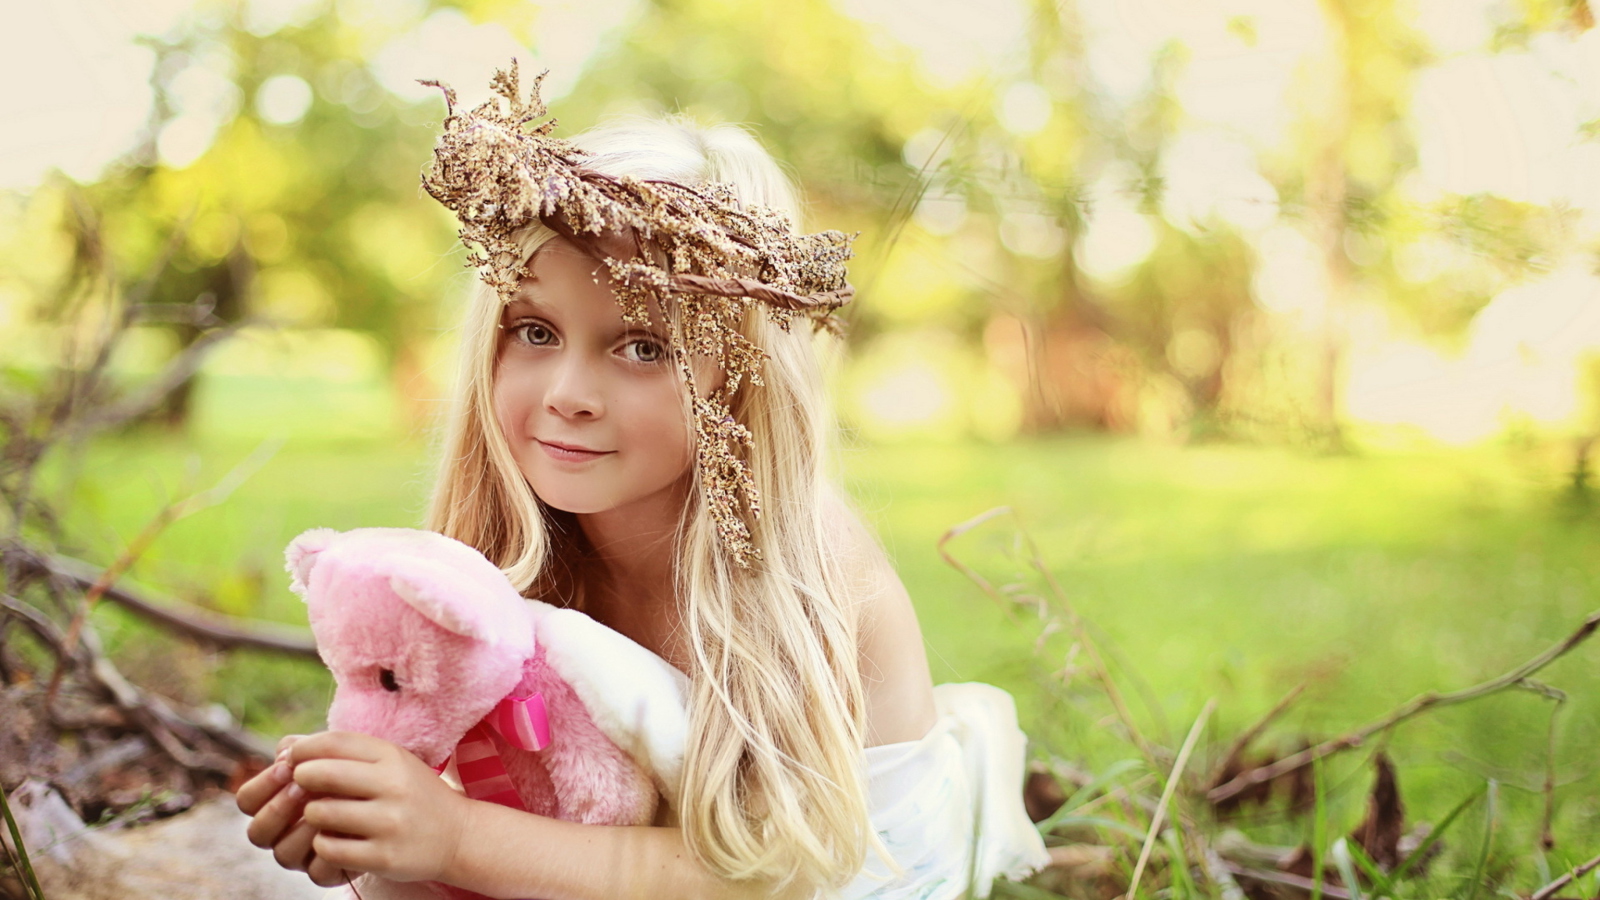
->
[1464,780,1497,900]
[1125,698,1214,900]
[0,784,45,900]
[993,879,1072,900]
[1164,827,1197,899]
[1036,758,1144,836]
[1389,783,1487,883]
[1330,839,1366,900]
[1342,838,1391,898]
[1048,815,1148,841]
[1312,756,1328,900]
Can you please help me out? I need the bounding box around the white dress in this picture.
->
[836,682,1050,900]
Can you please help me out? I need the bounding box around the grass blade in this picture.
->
[1343,837,1391,898]
[1464,780,1497,900]
[1125,698,1215,900]
[993,880,1071,900]
[1330,839,1366,900]
[1049,815,1149,842]
[1061,759,1145,813]
[1390,783,1488,883]
[1312,756,1327,900]
[1164,826,1197,899]
[0,784,45,900]
[1037,758,1144,835]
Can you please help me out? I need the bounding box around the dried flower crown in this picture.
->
[420,61,857,567]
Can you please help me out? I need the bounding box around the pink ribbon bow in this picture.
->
[432,692,551,811]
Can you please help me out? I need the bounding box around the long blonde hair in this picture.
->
[425,115,874,894]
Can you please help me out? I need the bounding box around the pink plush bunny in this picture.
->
[286,527,689,900]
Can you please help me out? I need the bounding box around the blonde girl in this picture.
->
[237,78,1046,900]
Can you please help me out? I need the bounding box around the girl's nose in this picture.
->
[544,352,605,419]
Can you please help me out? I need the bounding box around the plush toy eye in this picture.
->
[379,668,400,692]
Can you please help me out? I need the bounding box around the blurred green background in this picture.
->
[5,0,1600,885]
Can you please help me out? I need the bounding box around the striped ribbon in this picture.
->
[432,692,551,811]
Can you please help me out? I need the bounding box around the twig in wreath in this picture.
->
[1208,610,1600,805]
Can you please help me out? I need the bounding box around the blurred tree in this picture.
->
[49,3,460,428]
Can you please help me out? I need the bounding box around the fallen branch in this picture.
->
[1221,861,1354,900]
[1209,610,1600,805]
[2,592,274,771]
[41,553,316,658]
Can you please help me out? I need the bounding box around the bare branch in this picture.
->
[1208,683,1306,788]
[67,318,249,438]
[42,552,316,658]
[1530,853,1600,900]
[1209,610,1600,805]
[1220,861,1354,900]
[2,591,273,770]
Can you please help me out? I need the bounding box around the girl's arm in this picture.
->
[445,795,782,900]
[243,731,787,900]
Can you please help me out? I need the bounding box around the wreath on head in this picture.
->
[420,61,857,567]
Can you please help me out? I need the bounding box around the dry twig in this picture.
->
[1529,852,1600,900]
[54,437,282,663]
[1209,611,1600,805]
[939,506,1158,769]
[40,552,315,657]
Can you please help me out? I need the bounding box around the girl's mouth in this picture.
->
[536,439,613,463]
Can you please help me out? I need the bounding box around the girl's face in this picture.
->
[492,238,708,520]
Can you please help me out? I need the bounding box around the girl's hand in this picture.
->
[286,731,473,887]
[238,734,347,885]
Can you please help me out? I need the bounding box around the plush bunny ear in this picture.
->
[386,554,533,653]
[285,528,340,597]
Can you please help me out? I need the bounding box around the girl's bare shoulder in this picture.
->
[821,491,938,747]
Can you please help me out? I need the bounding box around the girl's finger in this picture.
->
[306,853,353,890]
[276,733,306,756]
[312,832,379,877]
[293,758,390,800]
[288,731,390,766]
[244,773,308,849]
[235,761,294,816]
[302,797,380,837]
[272,817,319,873]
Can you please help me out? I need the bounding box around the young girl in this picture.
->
[237,66,1047,900]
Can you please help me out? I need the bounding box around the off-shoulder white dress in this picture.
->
[836,682,1050,899]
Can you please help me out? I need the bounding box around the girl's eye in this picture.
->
[513,322,556,346]
[624,338,667,364]
[379,668,400,692]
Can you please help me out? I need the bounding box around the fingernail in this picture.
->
[286,782,306,801]
[271,762,291,784]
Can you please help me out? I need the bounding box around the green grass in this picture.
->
[25,418,1600,886]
